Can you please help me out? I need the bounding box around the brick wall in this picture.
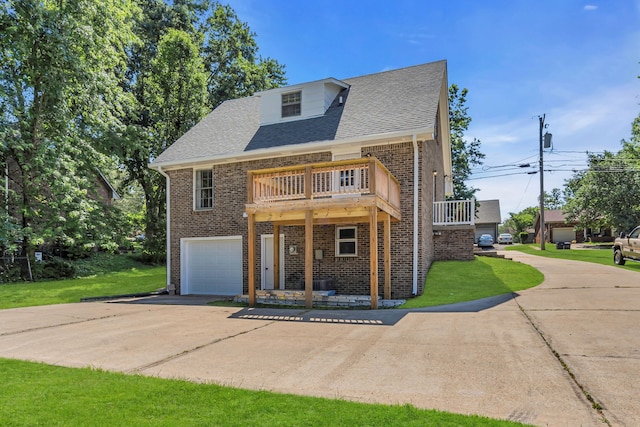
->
[167,139,445,299]
[432,226,475,261]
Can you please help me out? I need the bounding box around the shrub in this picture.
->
[518,232,529,243]
[32,258,76,280]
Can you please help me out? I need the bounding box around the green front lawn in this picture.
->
[0,358,530,427]
[506,244,640,271]
[0,266,166,310]
[400,256,543,309]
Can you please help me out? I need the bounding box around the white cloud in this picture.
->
[583,5,598,11]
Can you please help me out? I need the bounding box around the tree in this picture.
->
[503,206,538,243]
[108,0,286,258]
[0,0,138,259]
[543,188,564,210]
[448,84,485,200]
[201,2,286,108]
[563,114,640,232]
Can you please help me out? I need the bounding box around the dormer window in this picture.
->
[281,91,301,118]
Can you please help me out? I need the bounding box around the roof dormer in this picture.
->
[257,78,349,126]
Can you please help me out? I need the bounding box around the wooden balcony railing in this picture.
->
[247,158,401,211]
[433,199,475,226]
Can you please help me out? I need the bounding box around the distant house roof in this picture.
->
[97,170,120,200]
[533,209,578,233]
[543,209,569,223]
[476,199,501,224]
[150,60,448,168]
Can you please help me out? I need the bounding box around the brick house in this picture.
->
[534,210,614,244]
[150,60,475,308]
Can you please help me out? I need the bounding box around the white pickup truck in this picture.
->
[613,226,640,265]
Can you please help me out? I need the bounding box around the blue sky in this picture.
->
[226,0,640,220]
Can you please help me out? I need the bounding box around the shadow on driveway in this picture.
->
[110,293,519,326]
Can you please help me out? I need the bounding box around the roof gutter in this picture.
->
[156,166,171,293]
[148,127,434,171]
[412,135,419,295]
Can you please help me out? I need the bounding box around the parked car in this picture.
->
[477,234,494,247]
[497,233,513,244]
[613,226,640,265]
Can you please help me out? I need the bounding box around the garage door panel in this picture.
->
[182,238,242,295]
[552,228,575,243]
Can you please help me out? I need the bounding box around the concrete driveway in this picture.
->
[0,252,638,426]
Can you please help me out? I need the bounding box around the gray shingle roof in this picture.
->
[151,60,446,166]
[476,200,502,224]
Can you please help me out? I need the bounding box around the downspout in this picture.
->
[412,135,419,295]
[157,166,171,293]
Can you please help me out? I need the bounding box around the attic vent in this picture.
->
[339,96,343,105]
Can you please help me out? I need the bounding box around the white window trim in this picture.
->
[336,226,357,257]
[194,168,214,211]
[281,90,302,118]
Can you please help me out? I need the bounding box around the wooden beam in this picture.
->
[305,210,313,309]
[273,224,280,290]
[369,158,377,195]
[304,165,312,199]
[384,212,391,300]
[247,171,254,203]
[247,213,256,306]
[369,207,378,309]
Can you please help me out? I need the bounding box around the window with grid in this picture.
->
[336,226,357,257]
[195,169,213,210]
[281,91,301,118]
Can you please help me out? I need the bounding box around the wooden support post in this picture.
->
[248,213,256,306]
[384,213,391,300]
[247,171,254,203]
[305,210,313,309]
[368,158,376,195]
[369,207,378,309]
[304,165,313,199]
[273,223,280,290]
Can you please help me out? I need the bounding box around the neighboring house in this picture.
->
[534,210,614,244]
[95,170,121,205]
[534,210,580,243]
[150,60,475,308]
[474,199,501,243]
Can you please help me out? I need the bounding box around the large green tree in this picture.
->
[563,123,640,232]
[0,0,138,257]
[109,0,285,258]
[448,84,485,200]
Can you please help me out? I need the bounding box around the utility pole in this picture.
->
[539,114,547,250]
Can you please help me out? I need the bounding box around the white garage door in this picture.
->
[552,228,575,243]
[181,237,243,295]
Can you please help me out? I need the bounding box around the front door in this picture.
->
[261,235,285,289]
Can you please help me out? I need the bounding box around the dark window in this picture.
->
[336,226,357,256]
[282,91,301,118]
[195,169,213,209]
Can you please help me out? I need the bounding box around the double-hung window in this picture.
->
[195,169,213,210]
[281,91,301,118]
[336,226,357,257]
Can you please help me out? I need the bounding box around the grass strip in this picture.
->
[506,244,640,271]
[0,266,166,310]
[401,256,543,308]
[0,358,530,426]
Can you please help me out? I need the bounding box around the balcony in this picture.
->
[433,199,475,226]
[246,157,401,224]
[245,157,401,309]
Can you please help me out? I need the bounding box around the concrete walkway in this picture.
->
[0,253,638,426]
